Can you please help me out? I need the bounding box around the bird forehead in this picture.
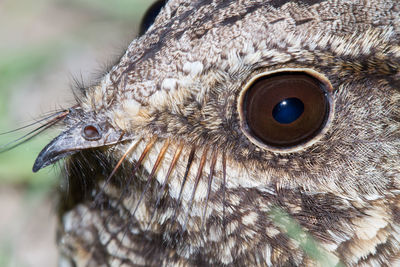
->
[100,0,396,105]
[81,0,399,130]
[99,1,323,105]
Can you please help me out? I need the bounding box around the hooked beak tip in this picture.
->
[32,158,44,173]
[32,148,76,172]
[32,136,76,172]
[32,150,54,172]
[32,146,57,172]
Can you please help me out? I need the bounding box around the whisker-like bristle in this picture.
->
[169,145,196,231]
[92,139,139,205]
[109,137,135,179]
[201,149,218,230]
[181,146,209,234]
[146,142,184,231]
[0,110,68,153]
[106,131,127,160]
[129,139,170,220]
[222,151,227,230]
[103,136,158,246]
[0,109,68,135]
[133,136,158,174]
[109,136,157,211]
[113,139,170,251]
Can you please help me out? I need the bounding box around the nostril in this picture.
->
[82,124,101,140]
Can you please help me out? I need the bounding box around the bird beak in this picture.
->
[32,122,127,172]
[33,127,79,172]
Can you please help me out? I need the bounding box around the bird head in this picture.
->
[31,1,400,265]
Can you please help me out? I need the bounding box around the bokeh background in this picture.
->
[0,0,156,266]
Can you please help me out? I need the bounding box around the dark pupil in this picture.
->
[83,125,100,140]
[272,97,304,124]
[243,73,329,147]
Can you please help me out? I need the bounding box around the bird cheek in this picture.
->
[111,100,152,132]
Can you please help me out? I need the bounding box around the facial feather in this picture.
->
[28,0,400,266]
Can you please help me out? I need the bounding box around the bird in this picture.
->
[27,0,400,266]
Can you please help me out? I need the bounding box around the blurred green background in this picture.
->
[0,0,155,266]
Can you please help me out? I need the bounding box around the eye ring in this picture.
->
[238,68,334,153]
[82,124,102,141]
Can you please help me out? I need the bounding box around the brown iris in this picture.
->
[242,72,331,148]
[82,124,101,141]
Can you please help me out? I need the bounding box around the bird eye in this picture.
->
[139,0,167,36]
[82,124,102,141]
[239,70,333,151]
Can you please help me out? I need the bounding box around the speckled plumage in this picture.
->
[35,0,400,266]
